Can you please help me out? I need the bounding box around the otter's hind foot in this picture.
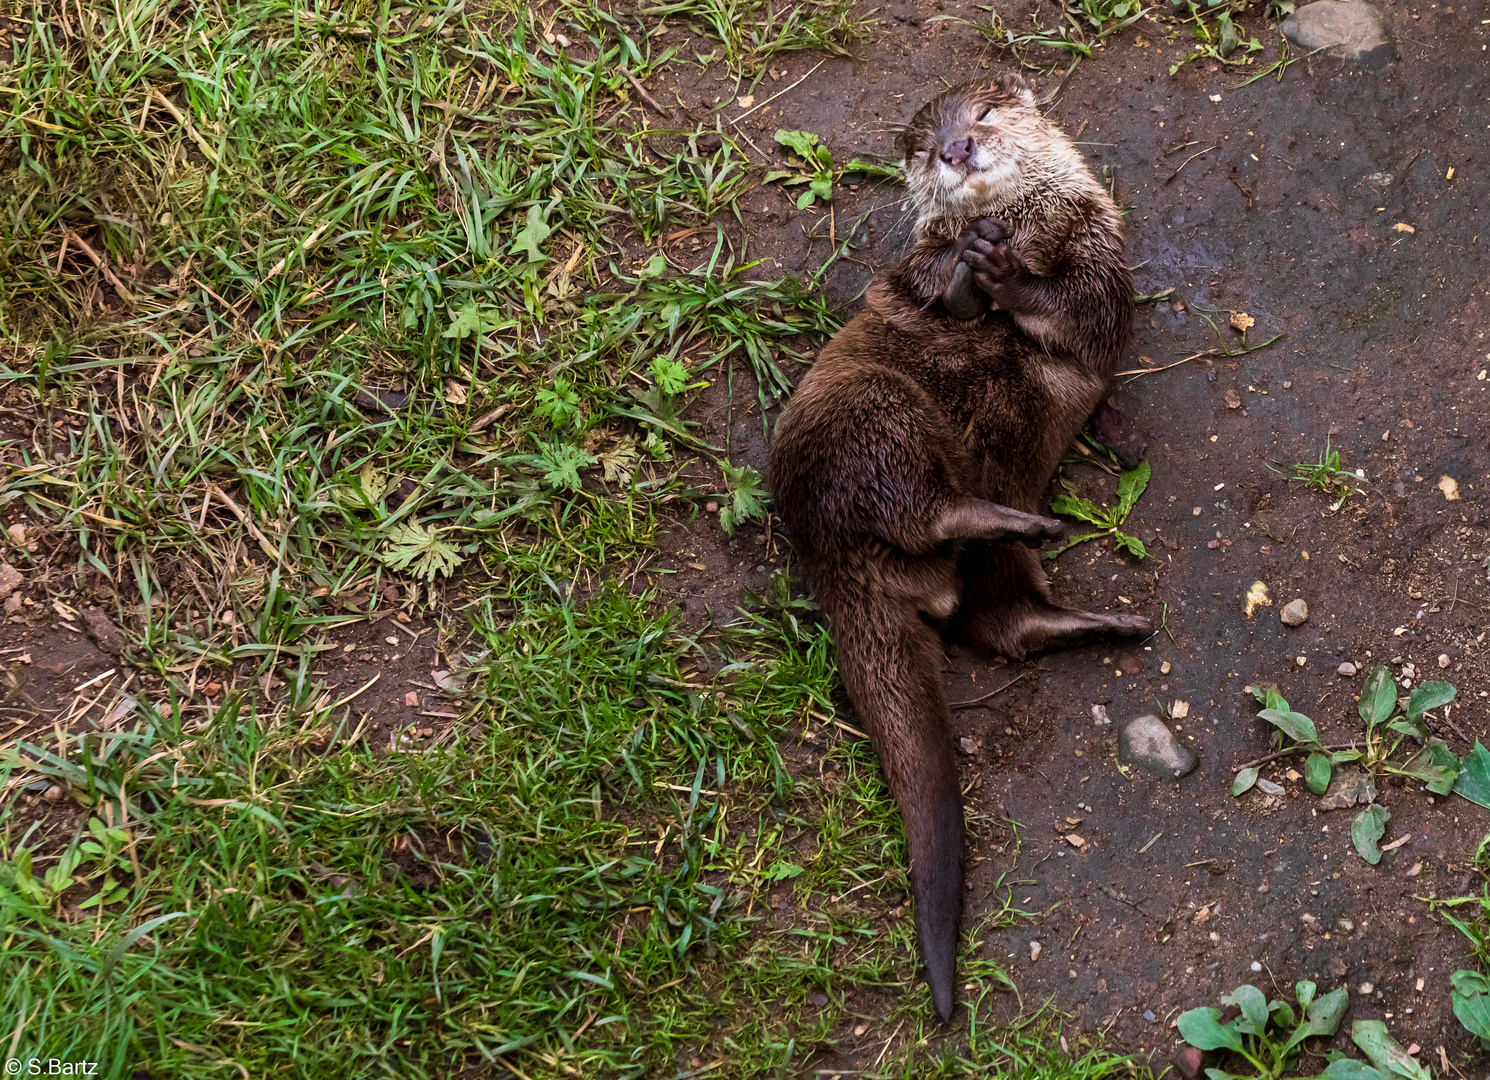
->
[933,499,1063,547]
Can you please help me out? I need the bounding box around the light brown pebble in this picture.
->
[42,785,63,802]
[705,501,720,513]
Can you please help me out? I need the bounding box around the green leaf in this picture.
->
[1304,985,1349,1038]
[379,521,463,582]
[1295,980,1317,1011]
[1359,666,1397,729]
[1331,748,1363,764]
[795,187,818,210]
[774,129,821,160]
[638,253,667,278]
[808,177,833,203]
[510,202,553,263]
[1177,1006,1244,1052]
[1455,741,1490,809]
[1407,680,1456,721]
[1215,10,1240,56]
[1115,460,1151,516]
[1231,767,1259,796]
[1113,532,1149,560]
[1350,1019,1430,1080]
[443,300,496,340]
[1322,1062,1387,1080]
[537,441,596,493]
[1049,492,1110,528]
[1451,969,1490,1047]
[1350,805,1390,866]
[717,460,767,535]
[534,378,580,427]
[1399,738,1459,795]
[1305,751,1332,795]
[1220,984,1268,1035]
[649,358,690,396]
[1386,718,1429,741]
[762,169,797,184]
[1258,707,1319,746]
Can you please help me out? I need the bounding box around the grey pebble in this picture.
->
[1118,714,1199,779]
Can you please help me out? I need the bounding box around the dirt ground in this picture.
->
[640,0,1490,1068]
[5,0,1489,1070]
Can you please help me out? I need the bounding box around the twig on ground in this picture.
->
[950,671,1029,709]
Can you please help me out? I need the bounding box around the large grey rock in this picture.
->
[1119,714,1199,779]
[1282,0,1393,67]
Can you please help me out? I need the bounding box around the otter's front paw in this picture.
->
[954,217,1012,253]
[962,237,1028,296]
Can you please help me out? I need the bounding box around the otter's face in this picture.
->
[900,75,1043,223]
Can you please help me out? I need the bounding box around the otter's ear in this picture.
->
[999,72,1037,107]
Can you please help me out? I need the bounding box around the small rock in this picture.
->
[404,691,419,707]
[1029,941,1042,962]
[1282,0,1393,66]
[81,607,128,658]
[1144,1009,1156,1022]
[1160,660,1172,674]
[1251,961,1263,972]
[705,501,720,513]
[1280,598,1309,626]
[1439,654,1451,669]
[1320,768,1377,810]
[1091,704,1110,726]
[1116,651,1146,675]
[1339,919,1355,932]
[696,132,723,153]
[1338,661,1358,677]
[959,736,979,754]
[1256,778,1285,796]
[1172,1045,1206,1080]
[3,593,20,616]
[0,561,21,601]
[1118,714,1199,779]
[809,992,828,1007]
[853,1024,867,1036]
[42,785,63,802]
[1359,981,1374,995]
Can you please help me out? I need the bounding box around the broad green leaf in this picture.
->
[1273,1000,1296,1028]
[1332,749,1363,764]
[1304,986,1349,1037]
[773,129,820,160]
[1350,805,1390,866]
[762,169,796,184]
[1305,752,1332,795]
[1114,532,1148,560]
[1407,680,1456,721]
[1450,969,1490,1047]
[1258,707,1319,745]
[1231,766,1259,796]
[1386,718,1429,741]
[1399,739,1459,795]
[808,177,834,202]
[1176,1006,1243,1052]
[1350,1019,1430,1080]
[1454,741,1490,809]
[1220,984,1269,1035]
[1322,1062,1386,1080]
[1359,666,1397,729]
[795,187,818,210]
[1116,460,1151,515]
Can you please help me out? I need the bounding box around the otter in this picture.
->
[767,75,1149,1021]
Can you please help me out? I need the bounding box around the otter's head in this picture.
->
[899,74,1073,226]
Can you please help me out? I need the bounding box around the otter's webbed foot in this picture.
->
[940,218,1012,320]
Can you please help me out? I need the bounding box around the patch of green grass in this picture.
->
[639,0,869,80]
[1268,439,1367,511]
[0,0,1154,1075]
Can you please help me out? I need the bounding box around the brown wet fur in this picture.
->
[767,76,1149,1021]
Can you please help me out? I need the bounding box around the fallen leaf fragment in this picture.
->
[1438,475,1460,501]
[1380,834,1410,852]
[1229,311,1255,333]
[1393,222,1415,233]
[737,95,755,108]
[1225,388,1243,409]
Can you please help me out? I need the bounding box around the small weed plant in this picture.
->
[1269,439,1368,511]
[1045,461,1151,561]
[1178,980,1427,1079]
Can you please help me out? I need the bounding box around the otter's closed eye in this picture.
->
[913,149,929,158]
[979,109,1000,125]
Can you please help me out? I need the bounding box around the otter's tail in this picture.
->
[828,591,963,1021]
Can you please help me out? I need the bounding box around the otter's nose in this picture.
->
[940,137,974,167]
